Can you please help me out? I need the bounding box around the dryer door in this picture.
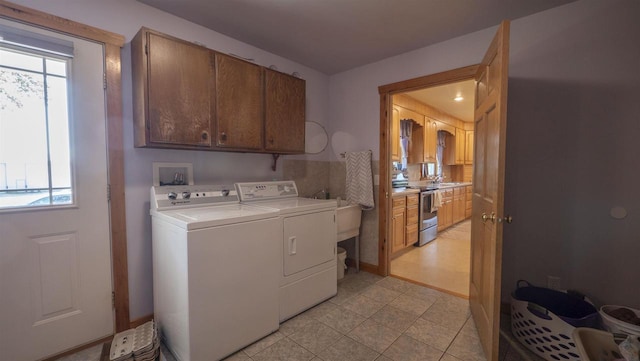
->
[283,210,336,276]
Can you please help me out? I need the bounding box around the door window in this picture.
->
[0,46,72,209]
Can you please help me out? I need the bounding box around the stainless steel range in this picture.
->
[411,186,439,246]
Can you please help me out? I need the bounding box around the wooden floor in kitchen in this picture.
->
[391,220,471,298]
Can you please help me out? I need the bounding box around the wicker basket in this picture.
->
[510,281,600,361]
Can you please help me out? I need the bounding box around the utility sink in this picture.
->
[336,199,361,242]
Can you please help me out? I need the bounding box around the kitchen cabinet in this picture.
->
[437,189,454,230]
[264,69,306,153]
[214,52,264,150]
[406,194,419,246]
[424,117,437,163]
[391,193,420,258]
[391,107,401,162]
[131,27,306,155]
[445,127,466,165]
[465,185,472,219]
[390,195,406,256]
[452,187,465,224]
[465,130,474,164]
[132,28,214,148]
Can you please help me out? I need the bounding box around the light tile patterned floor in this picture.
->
[58,269,542,361]
[215,270,485,361]
[391,220,471,297]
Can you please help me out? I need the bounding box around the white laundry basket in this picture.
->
[337,247,347,280]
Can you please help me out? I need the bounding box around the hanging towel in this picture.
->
[346,150,375,210]
[431,190,443,213]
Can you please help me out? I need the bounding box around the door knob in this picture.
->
[482,212,496,224]
[499,215,513,224]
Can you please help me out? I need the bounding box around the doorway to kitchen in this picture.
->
[387,78,475,298]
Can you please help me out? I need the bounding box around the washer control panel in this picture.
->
[151,184,237,210]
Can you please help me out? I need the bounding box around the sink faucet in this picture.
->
[310,188,329,199]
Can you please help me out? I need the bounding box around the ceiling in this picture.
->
[405,80,476,122]
[137,0,576,75]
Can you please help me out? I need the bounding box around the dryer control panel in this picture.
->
[236,181,298,201]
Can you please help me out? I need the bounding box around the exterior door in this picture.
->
[0,21,113,361]
[469,21,510,361]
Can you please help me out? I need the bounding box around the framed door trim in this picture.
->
[0,1,130,332]
[377,64,479,276]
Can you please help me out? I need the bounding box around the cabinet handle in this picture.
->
[219,131,227,143]
[269,137,274,144]
[201,131,208,140]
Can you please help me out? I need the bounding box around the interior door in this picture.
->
[469,20,510,361]
[0,21,113,361]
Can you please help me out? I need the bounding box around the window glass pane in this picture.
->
[0,47,72,209]
[0,48,42,72]
[47,76,71,189]
[46,58,66,76]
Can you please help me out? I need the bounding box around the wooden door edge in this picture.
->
[377,65,479,277]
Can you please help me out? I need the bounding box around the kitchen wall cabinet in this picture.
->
[391,107,401,162]
[131,27,306,155]
[465,130,474,164]
[445,128,466,165]
[264,69,306,153]
[390,195,406,255]
[132,28,214,148]
[424,117,438,162]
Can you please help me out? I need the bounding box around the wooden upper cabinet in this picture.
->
[391,107,401,162]
[455,128,465,164]
[215,53,264,150]
[132,28,214,148]
[424,117,437,163]
[465,130,474,164]
[264,69,305,153]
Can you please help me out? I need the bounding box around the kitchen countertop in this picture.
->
[391,187,420,195]
[392,183,472,195]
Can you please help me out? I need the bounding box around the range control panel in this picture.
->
[236,181,298,202]
[151,184,237,210]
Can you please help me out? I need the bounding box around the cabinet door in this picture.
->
[452,187,465,224]
[142,31,213,147]
[455,128,466,165]
[265,69,305,153]
[391,207,406,255]
[465,130,474,164]
[424,117,437,162]
[391,107,400,162]
[215,53,263,150]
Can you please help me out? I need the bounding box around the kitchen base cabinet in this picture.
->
[391,193,420,258]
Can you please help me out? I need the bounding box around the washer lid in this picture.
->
[152,203,279,230]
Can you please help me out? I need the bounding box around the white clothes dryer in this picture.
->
[236,181,338,321]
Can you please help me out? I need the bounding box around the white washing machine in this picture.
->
[150,184,281,361]
[236,181,338,321]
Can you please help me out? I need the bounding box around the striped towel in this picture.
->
[346,151,375,210]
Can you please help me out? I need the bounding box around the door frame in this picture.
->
[0,1,130,332]
[377,65,478,276]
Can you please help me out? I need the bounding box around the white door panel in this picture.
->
[283,210,336,276]
[0,19,113,361]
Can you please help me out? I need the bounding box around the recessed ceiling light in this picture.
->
[454,96,464,102]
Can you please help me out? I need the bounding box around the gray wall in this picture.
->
[502,0,640,307]
[328,0,640,307]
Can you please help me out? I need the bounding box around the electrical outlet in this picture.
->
[547,276,561,290]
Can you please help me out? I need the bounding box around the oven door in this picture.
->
[420,191,438,228]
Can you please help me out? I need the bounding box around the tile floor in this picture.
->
[218,270,485,361]
[59,269,543,361]
[391,220,471,297]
